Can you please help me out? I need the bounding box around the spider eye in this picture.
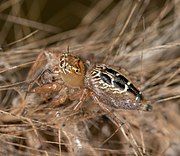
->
[59,60,65,68]
[75,68,80,73]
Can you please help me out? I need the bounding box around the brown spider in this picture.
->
[26,49,152,124]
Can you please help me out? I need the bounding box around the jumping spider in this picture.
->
[27,49,152,124]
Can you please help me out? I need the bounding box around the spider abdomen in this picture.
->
[85,64,146,110]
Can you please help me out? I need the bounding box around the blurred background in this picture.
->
[0,0,179,155]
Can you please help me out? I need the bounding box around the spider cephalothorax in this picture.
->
[58,52,86,88]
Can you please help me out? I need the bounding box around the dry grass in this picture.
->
[0,0,179,155]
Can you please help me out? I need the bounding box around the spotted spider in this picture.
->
[27,50,152,117]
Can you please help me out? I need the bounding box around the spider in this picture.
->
[26,49,152,124]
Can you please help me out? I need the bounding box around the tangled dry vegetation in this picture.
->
[0,0,179,155]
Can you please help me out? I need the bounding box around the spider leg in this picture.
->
[30,82,62,94]
[73,89,88,111]
[50,87,68,107]
[90,92,124,127]
[26,68,53,97]
[27,82,62,102]
[90,92,145,155]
